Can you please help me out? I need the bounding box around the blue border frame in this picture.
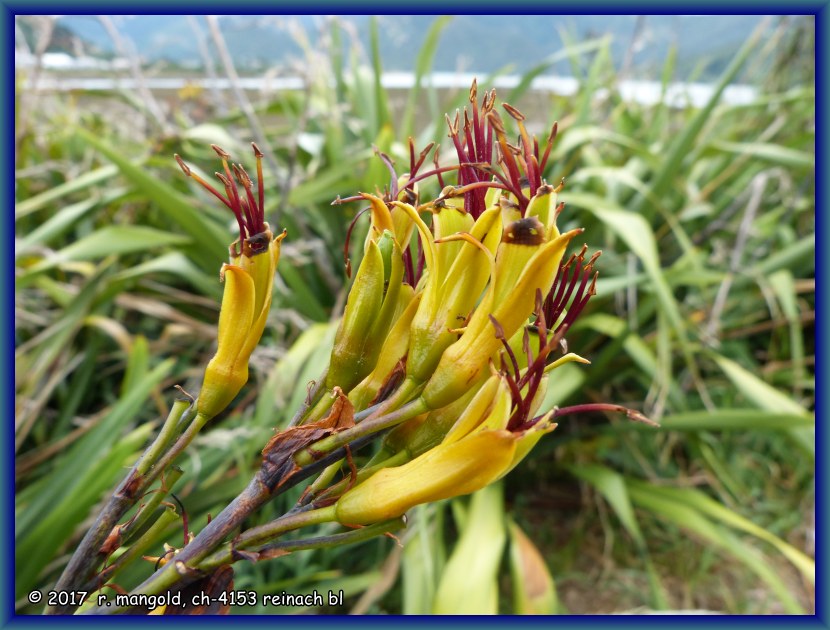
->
[6,4,826,627]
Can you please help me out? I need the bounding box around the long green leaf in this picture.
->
[712,355,810,417]
[657,409,814,431]
[629,481,814,584]
[569,465,669,610]
[644,20,767,202]
[434,484,505,614]
[708,141,814,169]
[16,358,174,540]
[628,485,804,614]
[15,165,119,219]
[19,226,191,282]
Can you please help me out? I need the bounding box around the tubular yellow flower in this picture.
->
[335,429,517,525]
[175,144,285,419]
[326,211,413,396]
[334,229,605,525]
[199,228,284,418]
[333,372,553,525]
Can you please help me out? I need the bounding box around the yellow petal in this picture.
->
[361,193,396,243]
[544,353,591,373]
[197,264,256,418]
[502,413,557,477]
[526,185,561,241]
[335,430,517,525]
[443,375,506,443]
[421,229,581,410]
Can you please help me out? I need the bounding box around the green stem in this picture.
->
[293,397,428,467]
[199,505,338,570]
[147,411,212,478]
[311,449,411,507]
[307,459,345,496]
[121,466,184,545]
[133,400,191,477]
[233,517,406,557]
[83,429,389,614]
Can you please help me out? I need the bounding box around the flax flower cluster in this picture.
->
[302,83,602,524]
[175,83,603,529]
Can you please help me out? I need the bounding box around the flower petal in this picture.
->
[335,429,517,525]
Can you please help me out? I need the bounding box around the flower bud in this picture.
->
[326,238,385,393]
[396,202,502,387]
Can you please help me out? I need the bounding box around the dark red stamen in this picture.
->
[550,403,658,427]
[403,247,415,287]
[489,315,520,381]
[433,144,445,189]
[176,145,270,245]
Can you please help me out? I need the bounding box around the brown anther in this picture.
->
[502,102,526,121]
[418,142,435,165]
[587,272,598,296]
[236,164,254,188]
[498,196,519,210]
[483,89,497,112]
[251,142,264,158]
[215,172,232,188]
[549,122,559,144]
[554,201,566,218]
[211,144,231,159]
[174,154,191,176]
[439,185,458,199]
[469,77,478,103]
[587,250,603,266]
[444,113,454,136]
[486,110,506,135]
[536,183,555,196]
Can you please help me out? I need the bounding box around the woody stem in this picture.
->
[46,399,193,614]
[82,428,386,615]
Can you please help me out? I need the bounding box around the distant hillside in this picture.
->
[35,14,776,81]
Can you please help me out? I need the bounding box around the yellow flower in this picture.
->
[176,144,285,419]
[334,374,555,525]
[199,227,284,418]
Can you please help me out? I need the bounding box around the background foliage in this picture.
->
[14,15,814,614]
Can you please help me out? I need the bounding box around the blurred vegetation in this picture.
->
[14,15,814,614]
